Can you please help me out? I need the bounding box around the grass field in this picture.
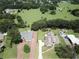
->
[18,2,79,26]
[43,48,59,59]
[3,45,17,59]
[0,36,17,59]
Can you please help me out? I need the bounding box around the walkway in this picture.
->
[38,40,44,59]
[29,32,37,59]
[17,40,26,59]
[42,45,54,54]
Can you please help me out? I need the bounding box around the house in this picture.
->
[20,31,33,41]
[44,32,57,47]
[4,9,17,14]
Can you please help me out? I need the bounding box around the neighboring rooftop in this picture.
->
[44,32,57,47]
[20,31,33,41]
[4,9,17,14]
[67,35,79,45]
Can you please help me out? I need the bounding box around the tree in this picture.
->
[71,0,79,4]
[48,4,56,10]
[40,5,48,14]
[0,19,15,33]
[7,26,21,44]
[16,16,26,28]
[24,44,30,53]
[31,18,47,30]
[55,44,73,59]
[74,44,79,55]
[71,9,79,17]
[31,19,79,33]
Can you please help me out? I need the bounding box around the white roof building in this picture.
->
[67,35,79,45]
[4,9,17,14]
[20,31,33,41]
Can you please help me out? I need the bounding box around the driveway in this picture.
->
[38,40,44,59]
[17,40,26,59]
[29,32,37,59]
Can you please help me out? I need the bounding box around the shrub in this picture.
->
[50,10,56,15]
[55,44,73,58]
[71,9,79,17]
[40,7,48,14]
[24,44,30,53]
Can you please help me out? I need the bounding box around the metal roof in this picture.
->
[67,35,79,45]
[20,31,33,41]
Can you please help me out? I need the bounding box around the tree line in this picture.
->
[0,0,58,14]
[31,19,79,33]
[55,44,79,59]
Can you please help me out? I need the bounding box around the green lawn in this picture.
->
[24,52,29,59]
[43,48,59,59]
[3,45,17,59]
[0,36,17,59]
[18,2,79,27]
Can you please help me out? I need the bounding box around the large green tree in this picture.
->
[7,26,21,44]
[55,44,73,59]
[24,44,30,53]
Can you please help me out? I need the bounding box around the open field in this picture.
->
[18,2,79,27]
[43,48,59,59]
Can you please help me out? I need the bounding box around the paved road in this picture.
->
[29,32,37,59]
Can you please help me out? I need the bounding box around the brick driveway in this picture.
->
[29,32,37,59]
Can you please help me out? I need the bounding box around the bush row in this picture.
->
[31,19,79,32]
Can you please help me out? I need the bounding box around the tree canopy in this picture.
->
[24,44,30,53]
[31,19,79,33]
[55,44,73,58]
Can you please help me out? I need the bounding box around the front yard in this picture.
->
[3,45,17,59]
